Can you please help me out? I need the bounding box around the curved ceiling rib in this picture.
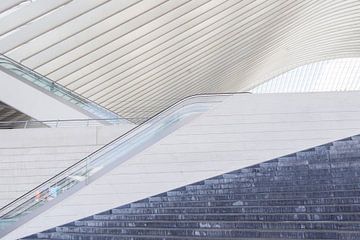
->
[251,58,360,93]
[0,0,359,121]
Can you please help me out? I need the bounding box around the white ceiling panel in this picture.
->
[1,0,360,120]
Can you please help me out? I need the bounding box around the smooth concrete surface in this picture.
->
[0,69,98,121]
[5,91,360,239]
[0,125,134,208]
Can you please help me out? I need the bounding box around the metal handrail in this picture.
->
[0,118,144,129]
[0,92,245,232]
[0,54,120,121]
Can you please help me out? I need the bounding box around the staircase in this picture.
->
[23,135,360,239]
[0,101,30,128]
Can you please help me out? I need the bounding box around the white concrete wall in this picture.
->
[0,125,134,208]
[5,91,360,239]
[0,69,101,121]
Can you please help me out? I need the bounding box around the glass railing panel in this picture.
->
[0,55,121,123]
[0,93,235,233]
[0,118,142,129]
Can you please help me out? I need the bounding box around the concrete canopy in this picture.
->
[0,0,360,120]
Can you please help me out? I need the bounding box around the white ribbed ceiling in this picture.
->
[251,58,360,93]
[1,0,360,119]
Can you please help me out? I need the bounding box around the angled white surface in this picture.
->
[5,91,360,239]
[0,125,134,209]
[0,69,96,121]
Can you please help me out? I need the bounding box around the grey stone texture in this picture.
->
[23,135,360,239]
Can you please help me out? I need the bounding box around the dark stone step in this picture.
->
[149,189,360,203]
[92,212,360,222]
[329,152,360,159]
[72,220,360,231]
[184,181,360,195]
[23,135,360,240]
[24,235,246,240]
[219,170,360,184]
[111,204,360,215]
[332,140,360,146]
[226,162,360,173]
[188,175,360,191]
[187,179,360,192]
[130,196,360,209]
[35,228,360,240]
[204,169,360,185]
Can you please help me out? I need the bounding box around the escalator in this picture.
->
[0,54,124,124]
[0,93,234,238]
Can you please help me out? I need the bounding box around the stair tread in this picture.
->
[22,134,360,239]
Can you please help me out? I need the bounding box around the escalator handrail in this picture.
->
[0,55,119,120]
[0,92,248,218]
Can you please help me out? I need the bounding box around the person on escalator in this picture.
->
[35,190,41,202]
[47,185,59,200]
